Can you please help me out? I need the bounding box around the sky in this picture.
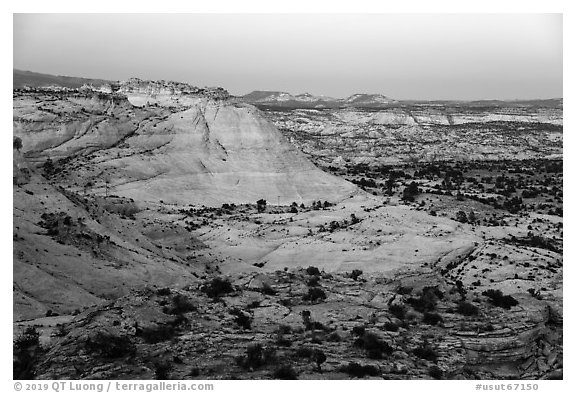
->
[13,13,562,100]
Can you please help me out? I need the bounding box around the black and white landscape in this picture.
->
[13,14,562,380]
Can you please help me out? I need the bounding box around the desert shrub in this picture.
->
[276,333,292,347]
[301,310,327,331]
[407,286,443,312]
[307,275,321,287]
[303,287,326,302]
[479,323,495,332]
[482,289,519,309]
[84,331,136,358]
[384,321,399,332]
[294,347,325,370]
[428,365,443,379]
[422,312,443,326]
[139,324,176,344]
[273,364,298,379]
[389,304,406,320]
[239,343,264,369]
[238,344,276,370]
[354,332,393,359]
[456,301,479,316]
[154,361,172,380]
[413,342,439,362]
[313,349,327,371]
[201,277,234,298]
[164,294,196,315]
[455,280,467,299]
[339,362,380,378]
[13,327,42,379]
[351,325,366,337]
[295,346,315,359]
[229,308,252,330]
[350,269,363,281]
[14,327,40,350]
[306,266,321,276]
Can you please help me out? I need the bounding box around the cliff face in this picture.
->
[13,84,357,206]
[13,90,140,164]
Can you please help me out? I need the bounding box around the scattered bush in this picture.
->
[413,342,439,362]
[428,365,444,379]
[407,286,443,313]
[295,346,314,359]
[354,332,393,359]
[456,301,479,316]
[307,275,321,287]
[351,325,366,337]
[84,331,136,358]
[350,269,363,281]
[237,343,276,370]
[339,362,380,378]
[389,304,406,320]
[301,310,326,330]
[229,308,252,330]
[138,324,176,344]
[422,312,443,326]
[273,364,298,379]
[14,327,40,350]
[164,294,196,315]
[201,277,234,298]
[303,287,327,302]
[482,289,519,309]
[154,361,172,380]
[13,327,41,379]
[313,349,327,371]
[384,321,399,332]
[306,266,321,276]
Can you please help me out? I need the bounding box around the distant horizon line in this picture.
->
[13,68,563,102]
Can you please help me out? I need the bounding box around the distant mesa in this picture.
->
[13,69,113,89]
[240,90,397,108]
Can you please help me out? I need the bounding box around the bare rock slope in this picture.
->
[13,83,357,206]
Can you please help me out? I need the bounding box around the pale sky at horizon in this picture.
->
[13,13,562,100]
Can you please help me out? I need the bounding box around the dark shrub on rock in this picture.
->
[350,269,363,281]
[273,364,298,379]
[422,312,443,326]
[428,365,443,379]
[229,308,252,330]
[456,301,479,316]
[306,266,321,276]
[413,342,439,362]
[339,362,380,378]
[389,304,406,319]
[482,289,519,309]
[201,277,234,298]
[354,332,393,359]
[85,331,136,358]
[303,287,326,302]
